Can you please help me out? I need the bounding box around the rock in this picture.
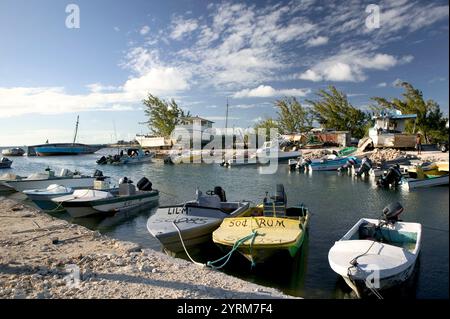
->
[138,262,153,272]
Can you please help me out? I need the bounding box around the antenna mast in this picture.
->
[73,115,79,144]
[225,98,229,131]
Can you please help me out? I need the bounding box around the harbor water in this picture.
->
[2,148,448,299]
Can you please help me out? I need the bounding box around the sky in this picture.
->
[0,0,448,146]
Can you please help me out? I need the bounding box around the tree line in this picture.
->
[142,82,448,143]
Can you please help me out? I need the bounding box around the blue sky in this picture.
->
[0,0,448,146]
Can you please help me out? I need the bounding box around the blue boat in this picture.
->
[27,116,105,156]
[309,156,360,171]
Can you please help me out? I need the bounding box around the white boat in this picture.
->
[2,148,25,156]
[402,162,449,190]
[53,177,158,218]
[328,203,421,298]
[23,184,74,212]
[147,187,250,254]
[4,168,105,192]
[253,140,301,163]
[403,174,449,190]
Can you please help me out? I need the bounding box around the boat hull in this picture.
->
[0,162,12,169]
[213,215,309,264]
[6,177,96,192]
[30,143,103,156]
[147,203,250,253]
[404,174,449,190]
[60,191,159,218]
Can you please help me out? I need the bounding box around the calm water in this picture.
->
[2,148,449,299]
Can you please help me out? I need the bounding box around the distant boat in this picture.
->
[97,148,154,165]
[0,157,13,169]
[2,148,25,156]
[27,116,105,156]
[4,168,106,192]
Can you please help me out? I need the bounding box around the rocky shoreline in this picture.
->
[0,198,289,299]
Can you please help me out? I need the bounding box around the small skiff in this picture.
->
[328,202,421,298]
[23,184,74,212]
[213,184,310,264]
[53,177,158,218]
[147,187,250,254]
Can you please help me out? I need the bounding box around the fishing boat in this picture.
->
[328,202,421,298]
[2,148,25,156]
[212,184,310,264]
[97,148,154,165]
[27,116,104,156]
[165,150,203,164]
[23,176,113,212]
[0,157,12,169]
[402,162,449,190]
[4,168,105,192]
[53,177,158,218]
[309,155,359,171]
[147,187,250,254]
[253,140,301,163]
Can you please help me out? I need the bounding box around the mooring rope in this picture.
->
[207,230,259,269]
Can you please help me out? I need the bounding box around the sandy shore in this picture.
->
[0,198,289,299]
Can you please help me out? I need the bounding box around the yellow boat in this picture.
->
[212,184,310,264]
[406,162,448,177]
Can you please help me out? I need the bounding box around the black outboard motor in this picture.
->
[96,156,107,165]
[213,186,227,202]
[377,164,402,188]
[137,177,153,191]
[356,156,372,177]
[119,176,133,184]
[338,158,357,172]
[271,184,287,205]
[382,202,404,224]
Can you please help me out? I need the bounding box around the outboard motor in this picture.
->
[377,164,402,188]
[213,186,227,202]
[93,169,107,181]
[356,157,372,177]
[137,177,153,191]
[382,202,404,224]
[96,156,107,165]
[271,184,287,205]
[338,158,357,172]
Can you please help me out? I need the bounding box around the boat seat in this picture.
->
[119,183,136,196]
[196,194,221,209]
[263,202,286,217]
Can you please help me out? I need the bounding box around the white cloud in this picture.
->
[170,17,198,40]
[140,25,150,35]
[299,69,322,82]
[299,51,415,82]
[306,36,329,47]
[0,65,191,118]
[113,26,120,32]
[233,85,311,98]
[377,82,387,87]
